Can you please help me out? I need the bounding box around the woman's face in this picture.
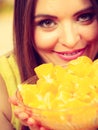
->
[33,0,98,66]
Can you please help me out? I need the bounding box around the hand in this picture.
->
[9,96,50,130]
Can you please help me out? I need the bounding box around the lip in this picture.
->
[54,47,86,61]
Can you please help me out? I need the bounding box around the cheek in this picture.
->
[80,23,98,42]
[34,30,58,50]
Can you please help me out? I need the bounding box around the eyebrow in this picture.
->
[34,6,94,19]
[73,6,94,17]
[34,14,57,19]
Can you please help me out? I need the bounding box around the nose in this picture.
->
[59,22,80,48]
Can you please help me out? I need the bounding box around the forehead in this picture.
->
[35,0,92,15]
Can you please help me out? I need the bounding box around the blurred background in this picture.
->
[0,0,14,56]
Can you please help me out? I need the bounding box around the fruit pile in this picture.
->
[18,56,98,110]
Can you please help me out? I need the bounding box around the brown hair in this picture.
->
[91,0,98,18]
[13,0,42,82]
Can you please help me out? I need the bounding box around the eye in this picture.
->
[77,12,95,24]
[37,19,57,28]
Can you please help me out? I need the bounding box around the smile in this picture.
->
[54,47,86,61]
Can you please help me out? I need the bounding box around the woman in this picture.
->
[10,0,98,129]
[13,0,98,82]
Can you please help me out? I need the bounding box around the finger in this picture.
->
[40,128,48,130]
[40,126,50,130]
[28,118,43,130]
[9,95,19,106]
[18,112,29,120]
[27,118,37,126]
[14,109,30,126]
[14,108,29,119]
[28,121,50,130]
[24,107,33,116]
[29,125,40,130]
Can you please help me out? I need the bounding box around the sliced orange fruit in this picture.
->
[66,56,92,77]
[17,56,98,130]
[18,56,98,110]
[34,63,54,79]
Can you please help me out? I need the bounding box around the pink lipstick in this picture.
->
[54,47,86,61]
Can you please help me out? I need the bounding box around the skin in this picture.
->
[11,0,98,130]
[0,75,14,130]
[34,0,98,67]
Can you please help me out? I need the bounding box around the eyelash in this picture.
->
[36,19,57,28]
[35,12,96,28]
[77,12,95,24]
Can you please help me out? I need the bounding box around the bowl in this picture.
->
[16,76,98,130]
[16,58,98,130]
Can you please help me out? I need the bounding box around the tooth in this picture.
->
[63,50,80,56]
